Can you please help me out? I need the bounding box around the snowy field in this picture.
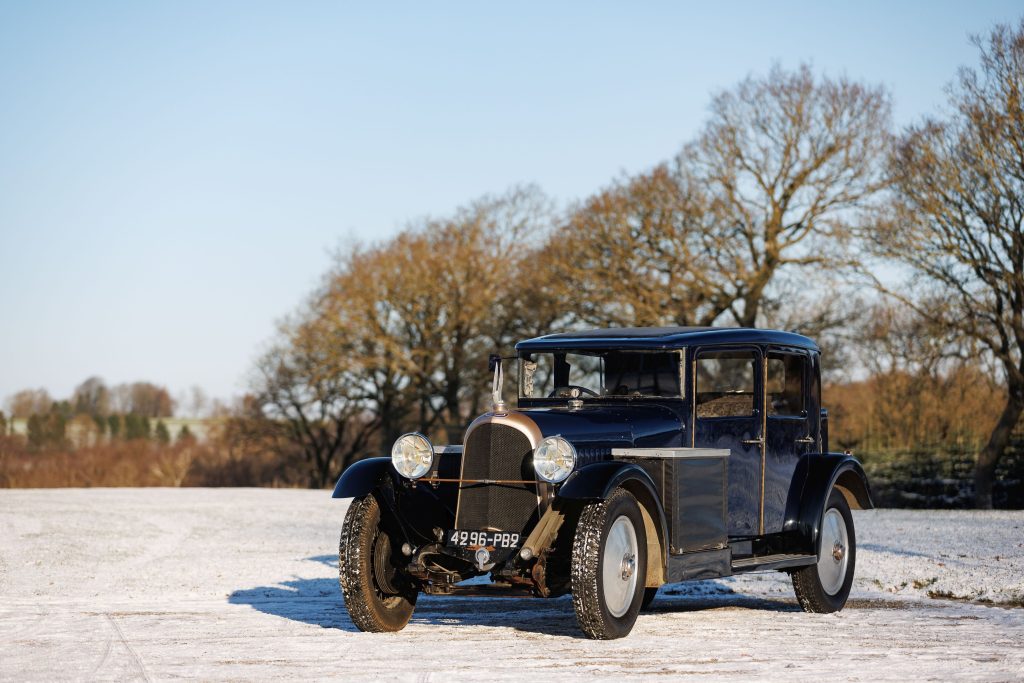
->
[1,489,1022,682]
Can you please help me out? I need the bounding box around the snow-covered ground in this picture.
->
[0,488,1021,681]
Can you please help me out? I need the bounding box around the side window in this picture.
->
[695,351,757,418]
[766,353,806,417]
[604,351,681,397]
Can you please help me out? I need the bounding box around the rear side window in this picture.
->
[696,351,756,418]
[767,353,807,417]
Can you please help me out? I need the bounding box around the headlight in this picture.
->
[391,433,433,479]
[533,436,576,483]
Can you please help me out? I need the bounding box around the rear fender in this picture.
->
[785,453,874,556]
[558,461,669,586]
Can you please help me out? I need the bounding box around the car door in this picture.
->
[691,347,764,537]
[762,350,813,534]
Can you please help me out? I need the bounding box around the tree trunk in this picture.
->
[737,295,760,328]
[974,392,1023,509]
[443,377,463,444]
[311,445,330,489]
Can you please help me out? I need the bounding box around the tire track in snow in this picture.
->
[105,614,152,683]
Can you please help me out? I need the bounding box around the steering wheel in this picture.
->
[548,385,600,398]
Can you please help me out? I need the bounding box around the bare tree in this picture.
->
[105,382,174,417]
[869,20,1024,508]
[253,314,379,489]
[72,377,110,417]
[691,64,891,327]
[322,242,423,445]
[128,382,174,417]
[424,187,551,435]
[185,387,208,419]
[319,185,551,443]
[551,65,891,330]
[6,388,53,418]
[547,165,726,327]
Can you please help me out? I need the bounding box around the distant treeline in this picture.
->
[1,378,200,448]
[0,382,303,488]
[4,411,193,449]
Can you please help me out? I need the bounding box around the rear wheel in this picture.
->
[339,494,418,632]
[791,489,856,613]
[571,488,647,639]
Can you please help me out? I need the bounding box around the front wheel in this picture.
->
[571,488,648,639]
[339,494,418,632]
[791,489,856,613]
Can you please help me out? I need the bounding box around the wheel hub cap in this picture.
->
[602,515,640,618]
[817,508,850,596]
[620,552,636,580]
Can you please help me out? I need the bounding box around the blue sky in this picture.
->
[0,1,1020,410]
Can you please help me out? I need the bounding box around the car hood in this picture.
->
[519,403,684,449]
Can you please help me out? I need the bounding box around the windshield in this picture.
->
[519,350,683,399]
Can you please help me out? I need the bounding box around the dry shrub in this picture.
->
[180,416,308,487]
[0,438,201,488]
[0,420,309,488]
[824,365,1001,453]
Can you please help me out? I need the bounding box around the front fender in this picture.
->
[558,461,657,501]
[332,457,395,498]
[785,453,874,555]
[558,461,669,583]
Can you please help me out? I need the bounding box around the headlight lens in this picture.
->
[391,433,433,479]
[533,436,576,483]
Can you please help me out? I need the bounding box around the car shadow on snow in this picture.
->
[229,576,361,631]
[858,542,933,558]
[228,557,800,637]
[648,591,803,614]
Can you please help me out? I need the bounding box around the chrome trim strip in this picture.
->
[690,352,697,447]
[464,411,543,449]
[611,447,729,459]
[423,477,535,485]
[759,353,768,536]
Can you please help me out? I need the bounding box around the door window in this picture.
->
[766,353,806,417]
[695,351,757,418]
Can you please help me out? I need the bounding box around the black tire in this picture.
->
[641,587,659,611]
[339,494,418,632]
[791,489,856,613]
[571,487,648,639]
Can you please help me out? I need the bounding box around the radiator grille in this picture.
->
[455,423,539,533]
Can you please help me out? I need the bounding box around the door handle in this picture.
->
[795,436,815,444]
[741,437,764,446]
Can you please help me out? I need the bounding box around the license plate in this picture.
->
[447,529,521,549]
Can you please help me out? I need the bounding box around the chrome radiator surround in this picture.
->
[453,412,543,534]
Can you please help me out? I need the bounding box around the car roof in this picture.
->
[515,326,819,352]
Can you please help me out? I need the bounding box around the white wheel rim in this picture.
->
[818,507,850,595]
[602,515,639,618]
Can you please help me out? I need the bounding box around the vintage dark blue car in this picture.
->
[334,327,873,639]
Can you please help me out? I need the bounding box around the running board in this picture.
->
[731,553,816,572]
